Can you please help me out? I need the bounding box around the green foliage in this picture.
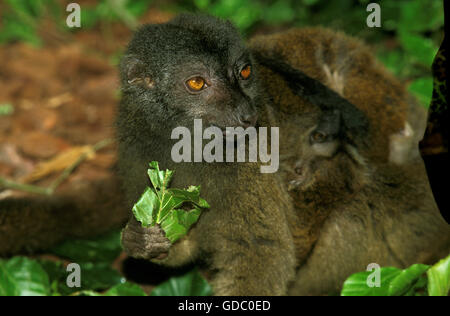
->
[0,257,51,296]
[79,282,147,296]
[374,0,443,108]
[187,0,303,33]
[0,256,125,297]
[341,255,450,296]
[51,230,123,263]
[78,269,212,296]
[340,267,403,296]
[0,0,55,46]
[75,262,124,292]
[151,269,213,296]
[0,0,152,45]
[427,255,450,296]
[0,255,211,296]
[132,161,210,243]
[0,104,14,116]
[0,255,143,296]
[102,282,147,296]
[80,0,153,29]
[388,264,429,296]
[37,259,124,296]
[44,231,125,295]
[408,77,435,107]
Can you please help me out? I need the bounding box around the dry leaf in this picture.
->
[21,146,95,183]
[47,92,73,108]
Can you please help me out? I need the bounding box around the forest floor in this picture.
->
[0,10,174,193]
[0,9,177,293]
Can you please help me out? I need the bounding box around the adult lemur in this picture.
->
[1,14,449,295]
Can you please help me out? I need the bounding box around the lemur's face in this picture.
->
[284,127,340,192]
[121,23,261,133]
[280,111,364,197]
[170,51,259,134]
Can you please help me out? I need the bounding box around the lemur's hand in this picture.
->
[121,217,171,260]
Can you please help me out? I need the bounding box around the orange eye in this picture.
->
[186,77,206,91]
[240,65,251,80]
[311,131,327,143]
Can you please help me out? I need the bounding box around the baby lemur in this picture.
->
[274,111,448,295]
[1,14,448,296]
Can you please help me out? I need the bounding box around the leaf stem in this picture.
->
[0,139,114,196]
[0,177,52,195]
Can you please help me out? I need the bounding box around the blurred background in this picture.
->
[0,0,446,214]
[0,0,444,172]
[0,0,446,296]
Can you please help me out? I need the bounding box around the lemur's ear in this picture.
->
[120,55,155,89]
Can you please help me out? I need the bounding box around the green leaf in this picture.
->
[404,275,428,296]
[160,208,202,243]
[148,161,173,190]
[38,259,125,295]
[132,161,209,243]
[0,18,41,46]
[74,282,147,296]
[263,1,295,24]
[208,0,262,32]
[151,269,212,296]
[77,262,124,291]
[178,207,203,228]
[37,259,69,296]
[157,192,179,224]
[377,50,409,78]
[73,290,102,296]
[126,0,152,18]
[51,230,122,263]
[341,256,450,296]
[194,0,211,10]
[169,186,210,209]
[399,31,438,67]
[0,257,51,296]
[341,267,401,296]
[408,77,433,108]
[103,282,147,296]
[132,187,160,227]
[302,0,320,5]
[398,0,444,33]
[46,231,125,295]
[0,104,14,116]
[427,254,450,296]
[80,8,101,29]
[388,264,430,296]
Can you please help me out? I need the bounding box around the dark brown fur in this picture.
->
[0,175,128,256]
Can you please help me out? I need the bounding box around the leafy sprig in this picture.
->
[132,161,210,243]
